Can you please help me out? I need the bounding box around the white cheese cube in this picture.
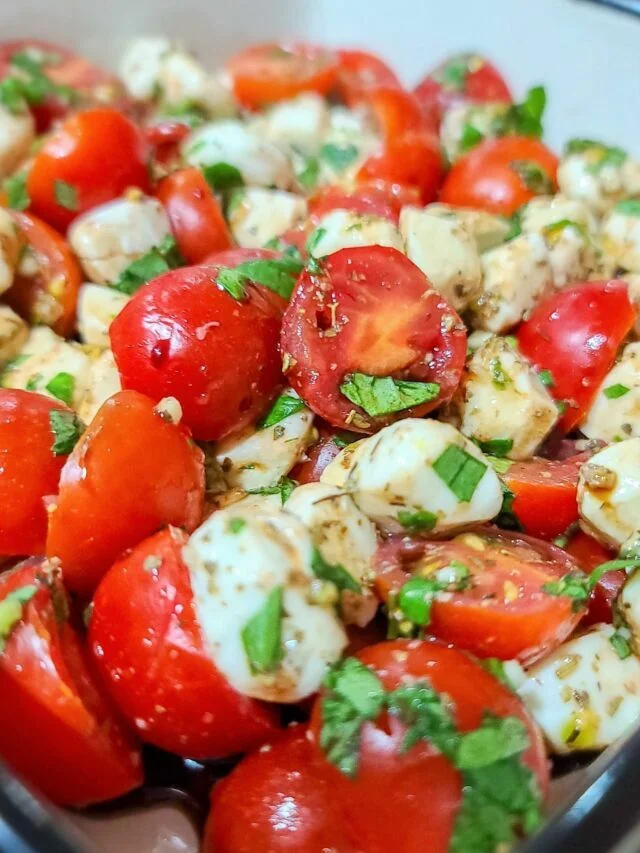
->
[0,306,28,363]
[557,147,629,216]
[425,204,511,253]
[0,106,35,179]
[228,188,307,249]
[600,204,640,275]
[118,36,171,101]
[439,101,508,163]
[76,284,130,348]
[309,209,403,258]
[253,93,330,155]
[0,207,21,294]
[582,342,640,442]
[78,349,121,424]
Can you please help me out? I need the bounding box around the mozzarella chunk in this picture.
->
[0,106,35,179]
[328,105,375,136]
[76,284,129,348]
[624,274,640,339]
[183,120,295,189]
[286,483,379,626]
[316,130,380,188]
[578,438,640,548]
[582,343,640,442]
[1,326,91,409]
[457,336,558,459]
[557,149,629,216]
[320,439,368,489]
[330,418,502,534]
[0,207,21,294]
[68,196,171,285]
[399,206,482,311]
[517,625,640,753]
[600,205,640,275]
[439,101,508,162]
[618,570,640,656]
[118,36,171,100]
[0,306,28,363]
[184,507,348,702]
[78,349,121,424]
[308,210,403,257]
[215,394,314,490]
[253,93,330,155]
[228,188,307,249]
[473,233,553,333]
[425,204,511,253]
[157,51,236,117]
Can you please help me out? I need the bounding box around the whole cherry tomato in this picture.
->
[308,182,420,223]
[517,281,635,431]
[0,559,143,806]
[90,527,279,757]
[366,87,426,139]
[565,531,620,626]
[110,264,286,440]
[156,168,232,264]
[440,136,559,216]
[281,246,466,432]
[5,211,82,336]
[335,50,401,106]
[0,390,70,556]
[357,131,444,203]
[227,43,339,109]
[46,390,204,597]
[27,107,150,231]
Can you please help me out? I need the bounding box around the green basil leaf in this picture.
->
[397,576,441,626]
[615,199,640,217]
[537,369,555,388]
[509,160,553,194]
[320,142,359,172]
[432,444,488,502]
[111,235,183,295]
[604,383,630,399]
[610,630,632,660]
[0,584,38,654]
[297,155,320,191]
[259,393,306,429]
[241,585,284,674]
[49,409,85,456]
[53,180,78,211]
[490,357,510,389]
[3,173,30,210]
[433,54,469,91]
[493,86,546,139]
[459,123,485,153]
[475,438,513,458]
[247,476,297,505]
[227,517,246,534]
[542,219,589,246]
[202,161,244,191]
[397,509,438,532]
[157,99,208,128]
[457,714,529,769]
[306,226,327,256]
[340,373,440,418]
[311,548,361,593]
[45,371,75,406]
[219,256,304,301]
[0,77,29,114]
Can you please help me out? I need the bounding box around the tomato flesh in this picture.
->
[336,50,401,105]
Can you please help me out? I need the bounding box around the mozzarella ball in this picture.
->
[320,438,368,489]
[228,188,307,249]
[0,106,35,179]
[308,210,403,258]
[76,284,130,348]
[439,101,508,163]
[557,148,628,216]
[252,93,330,155]
[518,625,640,753]
[600,204,640,275]
[184,507,348,702]
[425,204,511,253]
[78,349,121,425]
[582,343,640,442]
[118,36,171,100]
[157,51,236,117]
[0,306,28,364]
[0,207,21,294]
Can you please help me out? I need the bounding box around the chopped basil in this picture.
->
[459,124,485,153]
[0,50,78,114]
[397,509,438,533]
[306,226,327,256]
[610,631,632,660]
[509,160,553,194]
[564,138,606,155]
[543,559,640,611]
[49,409,85,456]
[604,383,630,399]
[3,173,29,210]
[457,714,529,769]
[158,99,208,128]
[433,55,469,90]
[481,658,513,689]
[432,444,487,502]
[340,373,440,418]
[216,256,304,301]
[25,373,42,391]
[493,86,546,139]
[475,438,513,458]
[259,393,306,429]
[247,476,297,505]
[45,372,75,406]
[53,180,78,211]
[615,199,640,217]
[202,161,244,191]
[397,576,441,627]
[487,455,513,475]
[228,517,246,534]
[0,354,29,386]
[0,76,29,114]
[556,400,568,416]
[391,565,470,638]
[332,431,358,449]
[111,235,183,295]
[311,548,361,593]
[564,138,627,173]
[0,584,37,654]
[542,219,589,245]
[503,210,522,241]
[241,586,284,675]
[537,369,555,388]
[490,357,510,389]
[296,155,320,191]
[320,142,359,173]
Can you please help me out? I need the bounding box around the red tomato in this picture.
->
[308,182,420,223]
[291,424,360,484]
[207,640,547,853]
[156,168,232,264]
[228,43,339,109]
[357,131,444,203]
[202,247,279,266]
[146,121,191,173]
[281,246,466,432]
[440,136,559,216]
[517,281,635,431]
[366,87,426,139]
[46,390,204,597]
[90,528,279,757]
[375,529,583,665]
[336,50,401,106]
[0,390,71,556]
[5,211,82,337]
[565,531,621,626]
[27,108,150,232]
[0,559,142,806]
[503,453,593,540]
[110,264,285,440]
[413,52,512,131]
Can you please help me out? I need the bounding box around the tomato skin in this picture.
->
[228,43,339,109]
[0,560,143,806]
[291,424,359,484]
[565,531,621,626]
[46,390,204,597]
[156,168,232,264]
[281,246,466,432]
[27,108,150,232]
[0,390,70,556]
[375,529,583,665]
[336,50,401,106]
[366,87,426,139]
[308,182,420,224]
[5,211,82,337]
[110,264,285,440]
[440,136,559,216]
[90,528,279,758]
[517,281,635,431]
[357,131,444,203]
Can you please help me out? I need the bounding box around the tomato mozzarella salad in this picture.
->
[0,36,639,853]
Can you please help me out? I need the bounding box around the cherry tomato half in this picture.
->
[517,281,635,431]
[565,531,620,626]
[0,559,142,806]
[0,390,70,556]
[291,423,360,484]
[27,108,150,232]
[440,136,559,216]
[335,50,401,106]
[5,211,82,337]
[90,527,279,757]
[281,246,466,432]
[156,168,232,264]
[375,529,583,664]
[46,390,205,597]
[111,264,286,440]
[227,43,339,109]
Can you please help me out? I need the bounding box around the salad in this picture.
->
[0,36,639,853]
